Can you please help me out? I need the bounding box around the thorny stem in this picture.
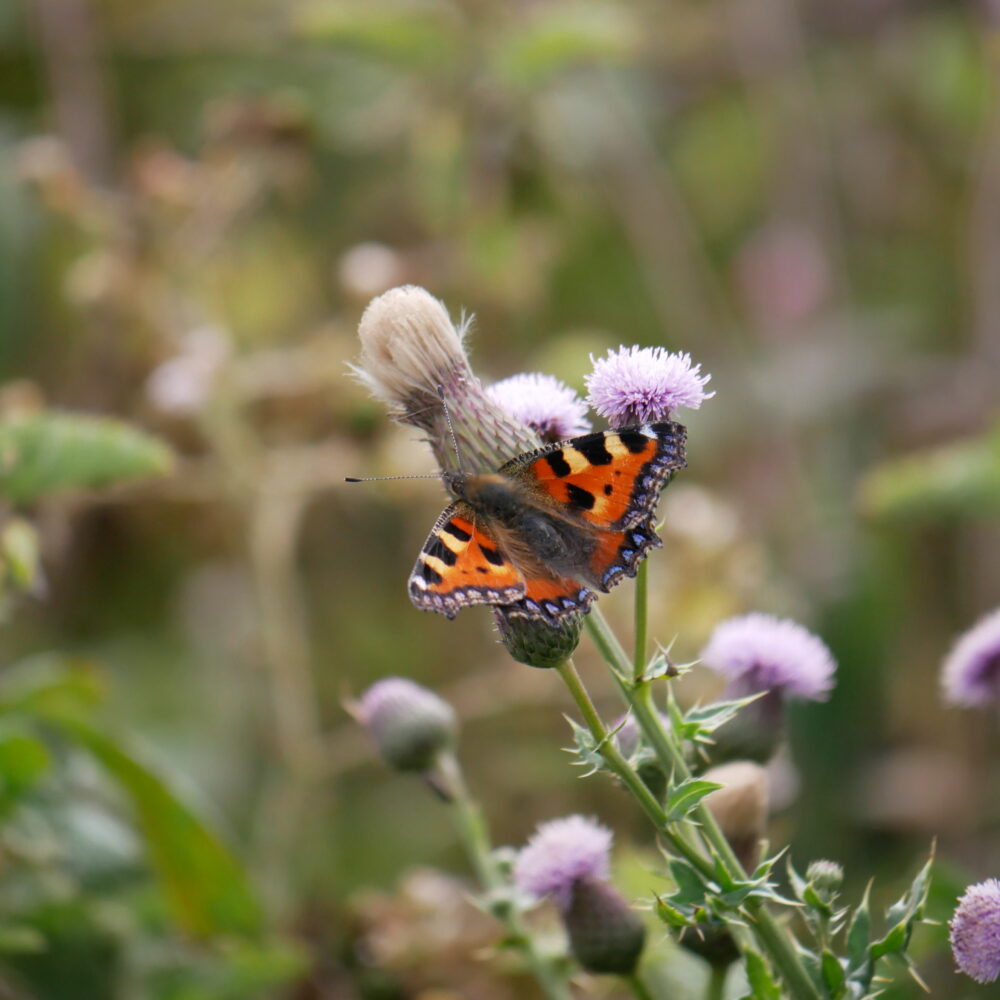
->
[555,660,715,882]
[585,609,821,1000]
[437,752,573,1000]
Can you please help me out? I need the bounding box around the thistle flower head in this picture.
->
[514,815,612,911]
[585,346,713,427]
[950,878,1000,984]
[702,761,768,872]
[357,676,456,772]
[351,286,540,472]
[941,607,1000,708]
[700,613,836,702]
[493,608,582,668]
[487,372,591,443]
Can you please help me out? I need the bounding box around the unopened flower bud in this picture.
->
[702,761,768,873]
[806,859,844,899]
[493,608,582,668]
[357,677,456,772]
[565,876,646,975]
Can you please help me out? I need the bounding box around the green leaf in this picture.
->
[669,859,711,906]
[654,894,692,928]
[859,426,1000,520]
[0,412,173,504]
[0,726,50,814]
[665,778,722,822]
[743,947,781,1000]
[678,695,763,743]
[0,518,42,593]
[46,717,261,939]
[822,950,846,996]
[846,882,872,973]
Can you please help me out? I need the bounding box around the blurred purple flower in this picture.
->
[487,372,591,442]
[941,608,1000,708]
[585,346,713,427]
[950,878,1000,984]
[514,815,612,911]
[357,677,456,772]
[700,613,836,702]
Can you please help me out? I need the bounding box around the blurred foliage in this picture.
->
[0,0,999,995]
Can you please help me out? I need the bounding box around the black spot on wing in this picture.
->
[574,435,613,465]
[617,428,650,454]
[566,483,596,511]
[479,543,505,567]
[603,483,613,496]
[418,562,443,586]
[443,520,472,543]
[423,536,457,566]
[545,451,572,478]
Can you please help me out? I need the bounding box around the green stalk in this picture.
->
[705,964,728,1000]
[633,560,648,679]
[625,971,657,1000]
[584,610,821,1000]
[437,753,572,1000]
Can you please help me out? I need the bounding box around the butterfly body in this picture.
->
[410,422,687,623]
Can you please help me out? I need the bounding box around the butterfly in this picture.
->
[408,422,687,624]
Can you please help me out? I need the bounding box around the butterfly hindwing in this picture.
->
[501,574,596,623]
[408,503,525,619]
[512,422,687,531]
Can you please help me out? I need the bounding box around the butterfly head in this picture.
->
[443,470,523,521]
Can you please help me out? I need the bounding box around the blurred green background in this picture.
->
[1,0,999,996]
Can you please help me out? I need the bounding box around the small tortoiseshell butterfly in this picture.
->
[409,422,686,623]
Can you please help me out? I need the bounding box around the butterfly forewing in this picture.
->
[408,503,526,618]
[510,422,687,530]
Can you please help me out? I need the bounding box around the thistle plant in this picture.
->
[350,285,935,1000]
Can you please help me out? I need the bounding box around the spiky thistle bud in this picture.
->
[357,677,456,773]
[806,859,844,899]
[493,607,582,668]
[352,285,540,473]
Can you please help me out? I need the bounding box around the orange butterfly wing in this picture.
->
[516,422,687,531]
[408,504,525,619]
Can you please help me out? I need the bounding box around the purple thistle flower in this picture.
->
[487,372,592,442]
[700,613,836,702]
[357,677,456,772]
[950,878,1000,984]
[514,815,612,911]
[941,608,1000,708]
[585,346,714,428]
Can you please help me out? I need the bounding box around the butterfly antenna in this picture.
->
[345,474,442,484]
[436,386,465,473]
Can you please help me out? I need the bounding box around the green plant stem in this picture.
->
[555,660,714,881]
[706,963,728,1000]
[584,610,821,1000]
[633,560,648,679]
[437,753,572,1000]
[625,971,657,1000]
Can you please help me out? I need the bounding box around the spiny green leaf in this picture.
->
[0,412,173,504]
[678,694,763,743]
[665,777,722,822]
[822,950,846,996]
[743,947,781,1000]
[669,859,710,906]
[846,882,873,972]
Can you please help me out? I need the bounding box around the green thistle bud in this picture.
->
[806,859,844,898]
[357,677,456,772]
[565,876,646,975]
[493,608,582,668]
